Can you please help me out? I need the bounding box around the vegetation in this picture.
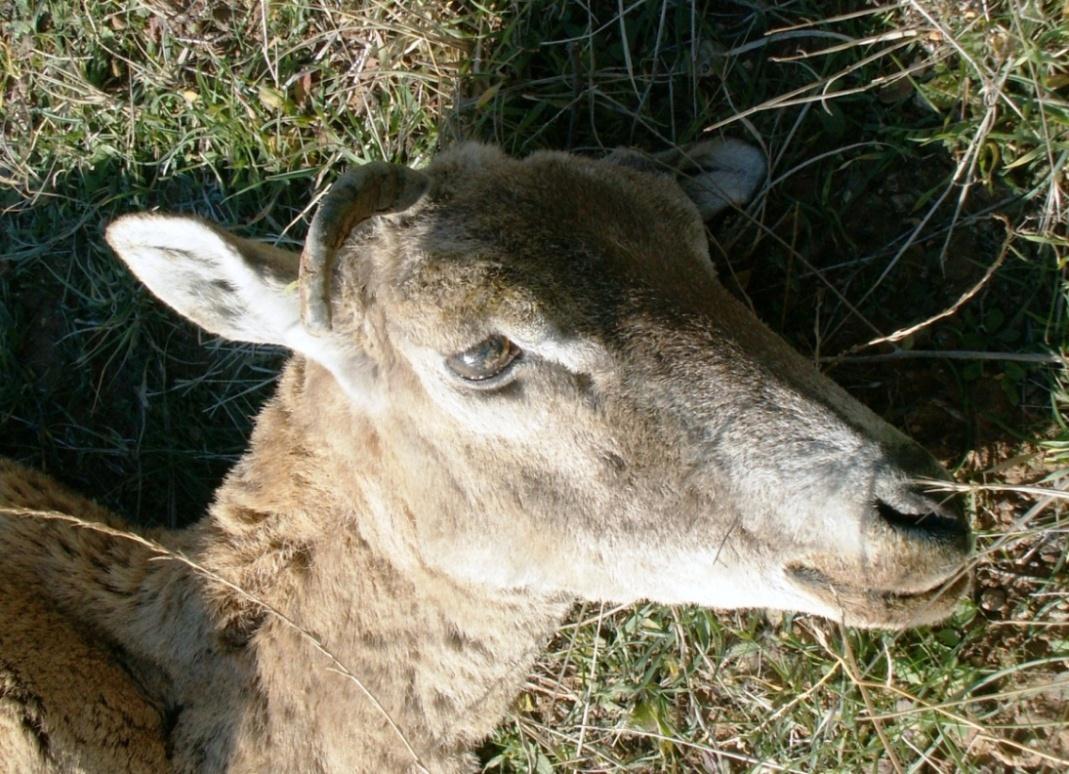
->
[1,0,1066,770]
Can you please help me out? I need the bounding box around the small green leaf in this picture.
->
[936,628,961,647]
[258,84,285,111]
[535,752,554,774]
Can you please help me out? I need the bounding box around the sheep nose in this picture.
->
[874,492,970,550]
[869,439,972,552]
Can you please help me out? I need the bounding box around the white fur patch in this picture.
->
[107,214,300,345]
[107,214,382,408]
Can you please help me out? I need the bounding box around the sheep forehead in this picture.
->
[373,151,717,344]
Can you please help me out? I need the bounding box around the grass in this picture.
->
[1,0,1067,771]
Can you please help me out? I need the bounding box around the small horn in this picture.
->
[299,162,428,331]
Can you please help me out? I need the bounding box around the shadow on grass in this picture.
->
[0,160,302,527]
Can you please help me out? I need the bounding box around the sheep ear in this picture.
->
[609,139,766,219]
[106,214,303,346]
[105,214,376,403]
[665,139,766,219]
[107,162,430,407]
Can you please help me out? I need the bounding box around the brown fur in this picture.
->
[0,142,971,771]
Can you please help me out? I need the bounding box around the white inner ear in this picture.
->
[107,213,302,345]
[676,139,766,219]
[106,213,379,404]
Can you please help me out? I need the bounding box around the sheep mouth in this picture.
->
[787,564,972,629]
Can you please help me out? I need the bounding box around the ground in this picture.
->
[1,1,1066,771]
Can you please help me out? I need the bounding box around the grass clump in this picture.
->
[2,0,1067,771]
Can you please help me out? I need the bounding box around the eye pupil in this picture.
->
[446,335,520,382]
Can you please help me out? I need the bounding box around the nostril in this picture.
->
[875,498,969,544]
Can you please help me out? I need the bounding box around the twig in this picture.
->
[703,41,934,133]
[603,727,802,772]
[707,30,856,59]
[822,350,1064,365]
[768,4,905,33]
[771,30,919,63]
[835,216,1011,357]
[574,602,605,761]
[916,479,1069,501]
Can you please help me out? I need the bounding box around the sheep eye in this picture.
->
[446,335,521,382]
